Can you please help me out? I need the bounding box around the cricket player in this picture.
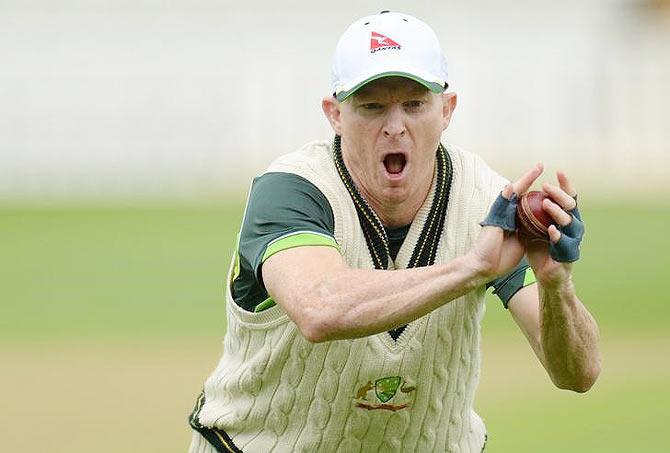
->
[188,11,600,452]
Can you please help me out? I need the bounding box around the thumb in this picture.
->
[501,183,514,200]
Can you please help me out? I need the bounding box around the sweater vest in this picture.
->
[194,140,508,453]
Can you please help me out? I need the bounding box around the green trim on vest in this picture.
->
[523,268,537,287]
[231,233,241,284]
[254,297,276,313]
[262,231,339,262]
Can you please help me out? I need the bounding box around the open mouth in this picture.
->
[383,153,407,175]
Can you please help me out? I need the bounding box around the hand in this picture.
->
[526,170,584,288]
[470,164,544,280]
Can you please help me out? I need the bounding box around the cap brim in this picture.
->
[335,71,446,102]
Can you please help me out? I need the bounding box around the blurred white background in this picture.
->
[1,0,669,202]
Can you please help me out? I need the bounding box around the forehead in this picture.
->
[352,76,430,100]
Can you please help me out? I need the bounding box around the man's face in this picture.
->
[323,77,456,213]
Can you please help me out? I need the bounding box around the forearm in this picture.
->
[538,277,601,392]
[268,249,490,343]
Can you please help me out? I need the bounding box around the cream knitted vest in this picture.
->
[197,140,508,453]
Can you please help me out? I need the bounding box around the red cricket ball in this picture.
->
[516,191,556,241]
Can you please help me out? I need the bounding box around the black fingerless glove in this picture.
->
[549,204,585,263]
[480,192,518,232]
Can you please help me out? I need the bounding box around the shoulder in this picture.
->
[444,143,508,199]
[264,140,333,176]
[261,140,354,231]
[445,144,505,183]
[246,172,334,230]
[251,171,326,199]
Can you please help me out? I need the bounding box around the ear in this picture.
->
[322,96,342,135]
[441,92,457,131]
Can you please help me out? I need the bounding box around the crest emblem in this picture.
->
[375,376,402,403]
[354,376,416,411]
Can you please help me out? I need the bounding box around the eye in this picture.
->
[403,100,424,111]
[360,102,384,111]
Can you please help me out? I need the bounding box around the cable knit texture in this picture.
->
[193,140,508,453]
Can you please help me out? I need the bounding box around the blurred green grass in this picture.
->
[2,200,668,340]
[491,381,669,452]
[1,200,668,452]
[483,200,670,334]
[478,333,670,452]
[0,203,245,340]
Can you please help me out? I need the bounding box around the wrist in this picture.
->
[538,273,575,297]
[460,252,496,288]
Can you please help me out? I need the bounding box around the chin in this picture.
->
[380,184,411,203]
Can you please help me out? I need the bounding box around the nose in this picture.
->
[382,105,406,138]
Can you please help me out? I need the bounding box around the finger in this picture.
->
[501,183,514,200]
[512,163,544,196]
[542,182,577,211]
[542,198,572,226]
[556,170,577,198]
[547,224,561,244]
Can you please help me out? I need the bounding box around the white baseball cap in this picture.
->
[331,11,449,101]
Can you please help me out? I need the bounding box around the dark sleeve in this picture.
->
[486,257,537,309]
[231,172,337,312]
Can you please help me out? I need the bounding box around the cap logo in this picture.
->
[370,31,401,53]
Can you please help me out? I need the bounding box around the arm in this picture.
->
[263,246,490,342]
[263,166,543,343]
[509,171,601,392]
[508,282,600,392]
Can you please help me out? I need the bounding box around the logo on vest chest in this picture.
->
[354,376,415,411]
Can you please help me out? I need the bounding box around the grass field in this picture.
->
[1,201,669,452]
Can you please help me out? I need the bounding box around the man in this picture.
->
[188,11,600,453]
